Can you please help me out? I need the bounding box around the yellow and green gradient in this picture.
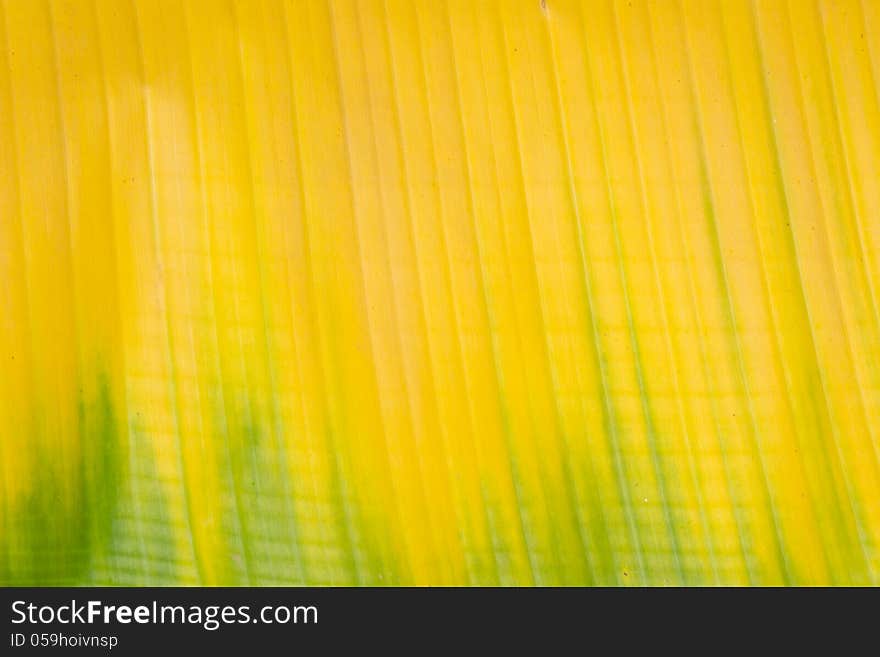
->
[2,0,880,585]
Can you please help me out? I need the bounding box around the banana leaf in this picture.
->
[1,0,879,585]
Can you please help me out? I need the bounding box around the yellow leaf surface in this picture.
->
[1,0,879,585]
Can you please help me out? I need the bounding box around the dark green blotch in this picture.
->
[0,375,123,585]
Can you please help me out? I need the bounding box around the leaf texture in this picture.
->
[1,0,880,585]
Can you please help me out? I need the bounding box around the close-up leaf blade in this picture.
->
[1,0,879,585]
